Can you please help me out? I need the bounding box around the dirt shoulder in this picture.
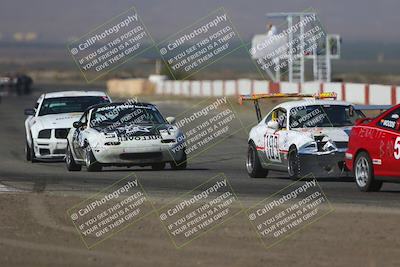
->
[0,192,399,267]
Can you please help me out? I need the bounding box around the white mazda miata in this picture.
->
[65,102,187,172]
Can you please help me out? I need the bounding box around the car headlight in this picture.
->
[38,129,51,139]
[103,132,118,139]
[159,127,178,143]
[302,142,317,151]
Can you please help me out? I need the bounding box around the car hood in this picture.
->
[293,126,352,142]
[94,123,172,136]
[36,113,82,129]
[91,123,182,144]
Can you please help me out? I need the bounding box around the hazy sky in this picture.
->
[0,0,398,43]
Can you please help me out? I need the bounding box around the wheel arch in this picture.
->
[25,123,32,145]
[288,143,297,152]
[353,148,370,165]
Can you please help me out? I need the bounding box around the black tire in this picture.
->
[29,135,38,163]
[151,162,166,171]
[246,142,268,178]
[85,146,102,172]
[354,151,383,192]
[66,143,81,171]
[170,150,187,170]
[25,140,31,161]
[288,146,300,180]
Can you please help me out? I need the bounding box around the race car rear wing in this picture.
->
[238,92,338,122]
[353,105,392,112]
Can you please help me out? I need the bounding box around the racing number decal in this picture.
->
[264,134,281,162]
[394,137,400,160]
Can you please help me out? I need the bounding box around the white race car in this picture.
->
[24,91,111,162]
[65,102,187,172]
[240,93,365,179]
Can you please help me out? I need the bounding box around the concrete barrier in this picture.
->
[107,78,398,105]
[107,79,155,98]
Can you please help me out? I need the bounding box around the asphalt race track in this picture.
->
[2,84,400,267]
[1,83,400,206]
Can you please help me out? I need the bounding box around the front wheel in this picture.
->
[288,146,300,180]
[246,142,268,178]
[28,135,38,163]
[354,152,382,192]
[151,162,166,171]
[66,143,81,171]
[85,146,102,172]
[25,140,31,161]
[170,151,187,170]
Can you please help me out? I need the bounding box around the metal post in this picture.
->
[300,15,305,83]
[287,15,293,82]
[276,58,280,81]
[155,59,161,75]
[326,36,331,82]
[313,46,317,80]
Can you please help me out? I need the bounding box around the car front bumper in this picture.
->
[298,151,350,177]
[33,138,67,160]
[91,144,185,165]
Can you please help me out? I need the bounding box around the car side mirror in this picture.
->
[166,117,176,124]
[73,121,82,128]
[267,120,279,130]
[24,108,35,116]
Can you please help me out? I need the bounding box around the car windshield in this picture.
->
[289,105,364,128]
[90,104,165,127]
[38,96,109,116]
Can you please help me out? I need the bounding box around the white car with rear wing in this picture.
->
[240,92,369,179]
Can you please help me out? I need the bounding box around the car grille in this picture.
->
[39,148,50,155]
[119,152,162,160]
[335,142,348,149]
[55,128,69,139]
[38,129,51,139]
[53,149,66,154]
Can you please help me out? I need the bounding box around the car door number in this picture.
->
[264,134,281,162]
[394,137,400,160]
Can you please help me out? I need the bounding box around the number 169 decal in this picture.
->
[264,134,281,162]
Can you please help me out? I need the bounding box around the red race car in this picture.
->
[345,104,400,191]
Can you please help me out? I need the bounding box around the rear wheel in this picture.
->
[246,142,268,178]
[288,146,300,180]
[66,143,81,171]
[354,151,382,192]
[85,146,102,172]
[151,162,166,171]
